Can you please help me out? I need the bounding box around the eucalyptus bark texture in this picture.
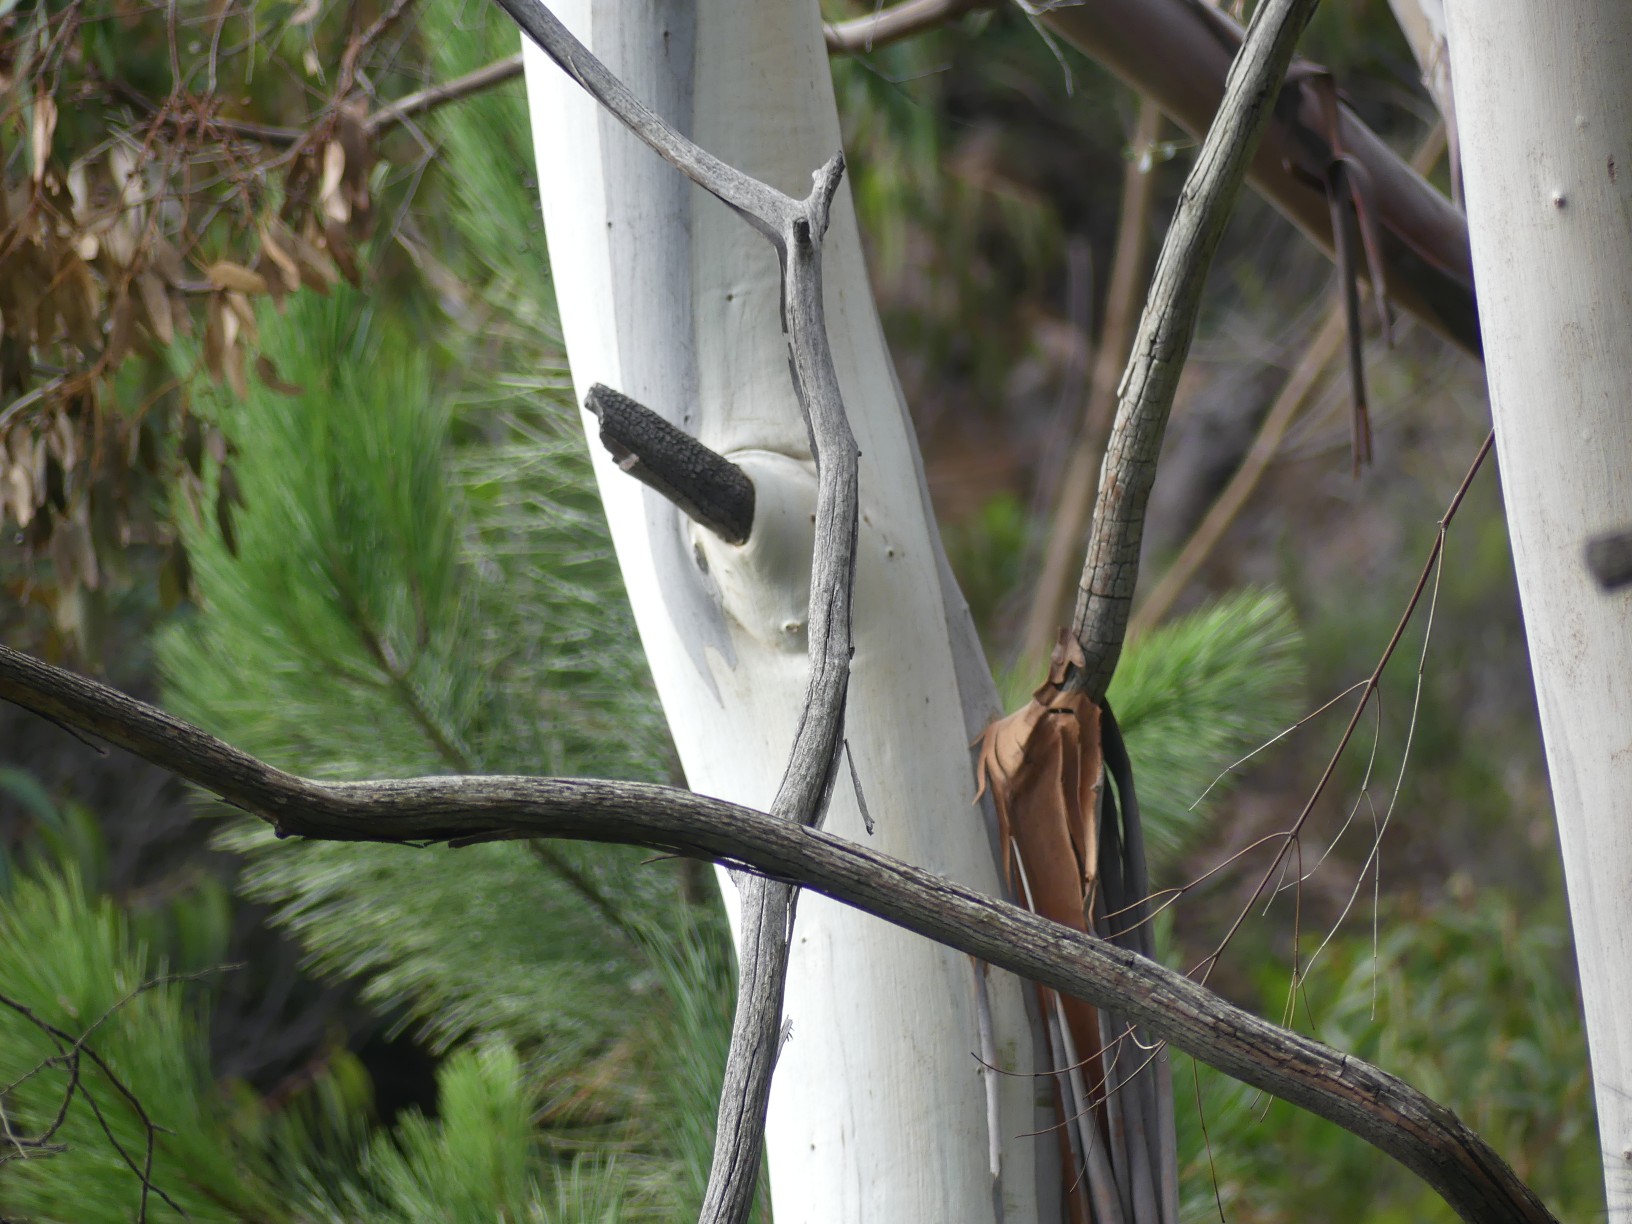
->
[1445,2,1632,1214]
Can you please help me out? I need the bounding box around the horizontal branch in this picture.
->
[824,0,994,54]
[0,644,1556,1224]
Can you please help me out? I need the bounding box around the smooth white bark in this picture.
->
[521,3,1054,1219]
[1445,2,1632,1214]
[1387,0,1457,197]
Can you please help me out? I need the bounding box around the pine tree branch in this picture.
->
[0,643,1558,1224]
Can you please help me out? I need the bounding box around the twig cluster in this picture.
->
[0,974,220,1222]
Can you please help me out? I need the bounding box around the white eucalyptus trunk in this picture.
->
[521,3,1054,1219]
[1445,2,1632,1214]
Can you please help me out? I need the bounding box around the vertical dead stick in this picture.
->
[1024,98,1163,667]
[487,4,858,1221]
[1069,0,1324,701]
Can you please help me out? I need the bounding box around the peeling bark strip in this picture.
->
[1070,0,1326,702]
[977,636,1110,1219]
[486,4,857,1220]
[0,643,1558,1224]
[979,637,1177,1221]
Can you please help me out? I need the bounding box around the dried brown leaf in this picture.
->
[148,236,185,286]
[206,260,269,296]
[319,142,349,224]
[258,224,302,295]
[278,221,337,294]
[56,257,102,352]
[224,339,248,400]
[4,461,34,528]
[202,298,226,385]
[225,291,258,345]
[323,219,360,285]
[137,271,174,346]
[974,632,1107,1097]
[30,94,57,182]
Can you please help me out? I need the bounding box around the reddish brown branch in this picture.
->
[1039,0,1477,355]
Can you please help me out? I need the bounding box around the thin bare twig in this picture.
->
[0,643,1558,1224]
[1196,430,1494,981]
[362,53,526,136]
[485,4,858,1220]
[105,52,530,148]
[823,0,995,54]
[0,970,225,1220]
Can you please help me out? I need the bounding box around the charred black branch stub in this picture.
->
[584,383,756,545]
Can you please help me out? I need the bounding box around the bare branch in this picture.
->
[1069,0,1322,700]
[0,643,1558,1224]
[363,54,526,136]
[823,0,995,54]
[107,54,530,148]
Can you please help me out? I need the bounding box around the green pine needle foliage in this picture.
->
[1109,588,1305,866]
[0,846,652,1222]
[0,865,276,1222]
[153,3,737,1207]
[159,288,672,1066]
[423,0,552,289]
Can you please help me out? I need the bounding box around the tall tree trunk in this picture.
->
[1445,3,1632,1214]
[521,3,1055,1219]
